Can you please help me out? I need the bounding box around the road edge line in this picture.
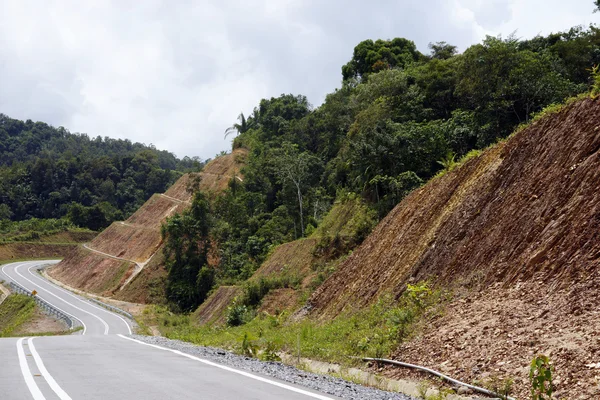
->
[27,263,132,335]
[13,262,107,334]
[117,335,335,400]
[2,262,87,335]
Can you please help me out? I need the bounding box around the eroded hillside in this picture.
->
[48,149,248,302]
[308,97,600,399]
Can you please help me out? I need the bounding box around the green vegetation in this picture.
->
[0,217,91,243]
[592,64,600,96]
[530,355,554,400]
[0,294,36,337]
[161,191,214,312]
[157,282,441,365]
[158,24,600,312]
[0,115,205,231]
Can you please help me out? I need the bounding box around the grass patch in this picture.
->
[156,282,443,366]
[98,261,131,293]
[0,218,93,244]
[0,294,36,337]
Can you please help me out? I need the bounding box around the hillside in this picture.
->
[0,291,68,337]
[192,196,376,326]
[0,113,201,231]
[306,97,600,398]
[0,220,96,262]
[48,149,248,302]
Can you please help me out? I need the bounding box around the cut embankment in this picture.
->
[192,286,242,325]
[310,97,600,318]
[113,248,167,304]
[50,149,249,303]
[49,247,135,295]
[253,239,318,280]
[305,97,600,399]
[126,194,187,228]
[0,242,79,261]
[163,148,248,201]
[88,222,162,263]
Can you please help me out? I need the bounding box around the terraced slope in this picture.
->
[49,149,248,300]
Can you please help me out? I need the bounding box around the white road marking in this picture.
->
[26,263,132,335]
[1,263,87,335]
[13,262,109,334]
[117,335,336,400]
[16,338,45,400]
[29,338,73,400]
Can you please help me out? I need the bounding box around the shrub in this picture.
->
[592,64,600,97]
[226,304,251,327]
[530,355,553,400]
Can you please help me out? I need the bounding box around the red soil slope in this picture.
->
[192,286,242,325]
[310,98,600,317]
[308,97,600,399]
[252,239,318,279]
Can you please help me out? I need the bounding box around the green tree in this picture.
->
[428,41,457,60]
[225,112,249,139]
[342,38,422,81]
[272,142,321,237]
[161,191,214,311]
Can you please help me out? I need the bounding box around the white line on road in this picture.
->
[1,263,88,335]
[117,335,336,400]
[29,338,73,400]
[26,264,132,335]
[6,261,108,334]
[16,338,45,400]
[13,262,109,334]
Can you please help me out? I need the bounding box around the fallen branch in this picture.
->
[360,357,516,400]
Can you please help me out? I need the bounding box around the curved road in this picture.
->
[1,260,131,335]
[0,260,341,400]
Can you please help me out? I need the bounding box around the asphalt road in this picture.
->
[0,261,341,400]
[1,260,131,335]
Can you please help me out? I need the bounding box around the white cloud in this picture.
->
[0,0,598,159]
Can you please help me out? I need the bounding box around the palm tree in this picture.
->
[224,113,248,139]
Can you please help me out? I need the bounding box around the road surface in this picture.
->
[0,260,340,400]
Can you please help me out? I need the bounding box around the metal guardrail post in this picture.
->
[88,298,135,320]
[8,281,76,330]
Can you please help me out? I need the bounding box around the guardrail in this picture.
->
[8,281,77,330]
[88,298,134,321]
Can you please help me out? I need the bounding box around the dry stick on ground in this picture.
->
[360,357,516,400]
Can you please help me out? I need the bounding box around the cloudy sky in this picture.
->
[1,0,598,160]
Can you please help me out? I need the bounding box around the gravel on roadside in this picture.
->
[130,335,415,400]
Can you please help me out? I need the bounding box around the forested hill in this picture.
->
[156,24,600,311]
[0,114,203,230]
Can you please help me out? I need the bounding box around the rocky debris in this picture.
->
[131,335,415,400]
[387,275,600,399]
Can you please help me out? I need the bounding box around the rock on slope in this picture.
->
[308,97,600,399]
[49,149,247,302]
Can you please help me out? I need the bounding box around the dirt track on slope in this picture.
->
[50,149,249,303]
